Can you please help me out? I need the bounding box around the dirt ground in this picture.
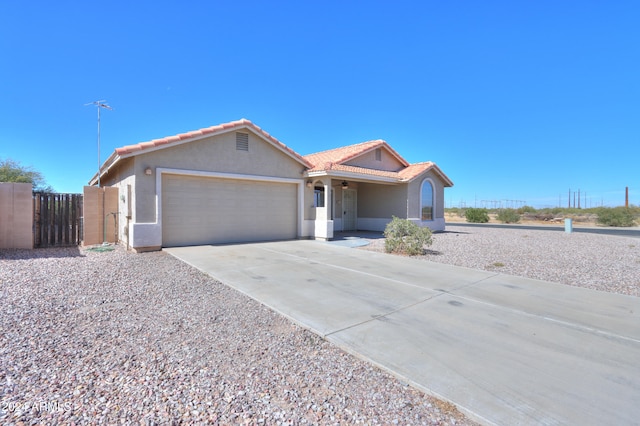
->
[444,212,599,227]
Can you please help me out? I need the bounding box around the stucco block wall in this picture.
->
[131,131,305,223]
[101,158,135,246]
[83,186,119,246]
[0,183,33,249]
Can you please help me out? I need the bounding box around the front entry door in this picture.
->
[342,189,357,231]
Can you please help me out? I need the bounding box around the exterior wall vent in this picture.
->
[375,148,382,161]
[236,132,249,151]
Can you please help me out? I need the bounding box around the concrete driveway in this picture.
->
[165,240,640,425]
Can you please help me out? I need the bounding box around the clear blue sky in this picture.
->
[1,1,638,208]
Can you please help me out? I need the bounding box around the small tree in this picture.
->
[465,208,489,223]
[384,216,433,256]
[0,158,54,192]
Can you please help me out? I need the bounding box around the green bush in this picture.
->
[538,207,563,215]
[517,205,537,214]
[596,207,637,227]
[384,216,433,256]
[465,208,489,223]
[497,208,521,223]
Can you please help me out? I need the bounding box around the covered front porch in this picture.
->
[303,176,443,241]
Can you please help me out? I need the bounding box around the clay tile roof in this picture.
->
[400,162,454,186]
[397,162,434,181]
[303,140,409,172]
[304,142,453,186]
[112,118,310,167]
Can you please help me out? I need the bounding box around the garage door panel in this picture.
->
[162,175,297,247]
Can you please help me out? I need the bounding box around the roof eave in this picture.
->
[116,123,311,168]
[401,164,454,187]
[88,151,121,186]
[306,169,399,184]
[91,120,311,185]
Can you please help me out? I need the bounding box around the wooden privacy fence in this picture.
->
[33,192,83,247]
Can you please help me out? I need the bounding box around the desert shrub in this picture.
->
[497,208,521,223]
[384,216,433,256]
[539,207,563,215]
[465,208,489,223]
[528,213,555,221]
[573,214,597,223]
[517,205,537,214]
[596,207,637,227]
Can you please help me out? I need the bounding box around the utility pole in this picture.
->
[578,189,581,209]
[85,100,113,187]
[626,187,629,207]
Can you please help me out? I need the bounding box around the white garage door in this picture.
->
[162,174,298,247]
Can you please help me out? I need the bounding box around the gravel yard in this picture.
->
[2,226,638,425]
[362,225,640,297]
[1,245,475,425]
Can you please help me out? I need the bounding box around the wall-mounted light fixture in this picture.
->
[306,179,313,188]
[342,180,349,189]
[144,167,152,176]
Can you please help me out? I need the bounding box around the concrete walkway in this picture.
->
[165,240,640,425]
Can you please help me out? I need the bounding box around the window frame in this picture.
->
[420,178,435,221]
[314,185,325,207]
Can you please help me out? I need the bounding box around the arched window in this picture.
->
[421,180,434,221]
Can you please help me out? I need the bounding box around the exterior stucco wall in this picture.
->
[353,171,449,232]
[331,180,361,219]
[407,170,447,220]
[357,183,408,218]
[344,148,404,171]
[304,177,332,221]
[128,131,305,223]
[304,177,334,239]
[96,124,452,244]
[102,158,135,243]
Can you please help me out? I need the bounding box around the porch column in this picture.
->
[324,180,331,220]
[312,177,333,240]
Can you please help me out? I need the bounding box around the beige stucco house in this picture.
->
[91,119,453,251]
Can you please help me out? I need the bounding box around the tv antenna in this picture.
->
[85,100,113,187]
